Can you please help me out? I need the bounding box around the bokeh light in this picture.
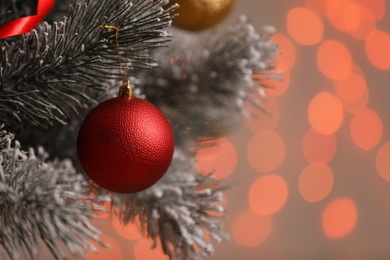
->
[196,138,238,179]
[134,239,169,260]
[272,33,296,69]
[305,0,327,15]
[350,63,366,80]
[232,210,273,247]
[350,108,383,150]
[334,72,367,102]
[244,96,280,133]
[317,40,352,80]
[299,163,334,202]
[343,2,361,32]
[322,198,357,239]
[308,92,344,135]
[86,235,122,260]
[376,142,390,181]
[287,7,323,45]
[247,131,286,173]
[326,0,363,32]
[365,30,390,70]
[339,87,369,114]
[302,128,337,163]
[112,214,142,240]
[349,5,376,40]
[355,0,386,20]
[249,175,288,215]
[262,61,290,97]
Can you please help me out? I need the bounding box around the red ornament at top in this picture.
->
[77,84,174,193]
[0,0,55,39]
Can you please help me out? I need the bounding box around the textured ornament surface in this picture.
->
[169,0,236,31]
[77,96,174,193]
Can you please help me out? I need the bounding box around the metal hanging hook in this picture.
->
[102,25,132,97]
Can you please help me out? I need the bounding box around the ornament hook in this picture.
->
[102,25,132,97]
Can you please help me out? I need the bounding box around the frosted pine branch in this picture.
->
[136,16,278,145]
[112,150,228,259]
[0,125,109,260]
[0,0,176,133]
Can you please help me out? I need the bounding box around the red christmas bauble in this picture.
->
[77,95,174,194]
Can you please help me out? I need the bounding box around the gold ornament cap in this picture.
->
[119,80,133,97]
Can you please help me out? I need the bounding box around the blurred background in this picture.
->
[80,0,390,259]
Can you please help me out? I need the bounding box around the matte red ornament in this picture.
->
[77,94,174,194]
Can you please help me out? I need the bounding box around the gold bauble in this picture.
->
[169,0,236,31]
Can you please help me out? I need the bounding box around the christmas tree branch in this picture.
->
[0,0,37,26]
[0,125,109,260]
[0,0,176,133]
[137,16,278,146]
[113,150,228,259]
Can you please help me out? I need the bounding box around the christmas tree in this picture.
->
[0,0,277,259]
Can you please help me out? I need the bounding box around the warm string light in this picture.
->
[295,0,388,243]
[322,198,357,239]
[237,0,387,249]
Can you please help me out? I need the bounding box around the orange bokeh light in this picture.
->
[305,0,327,15]
[317,40,352,80]
[112,214,142,240]
[350,63,366,80]
[349,5,376,40]
[334,72,367,102]
[134,239,168,260]
[287,7,323,45]
[261,61,290,97]
[308,92,344,135]
[302,128,337,163]
[335,64,370,114]
[244,96,280,133]
[249,175,288,215]
[247,131,286,173]
[272,33,296,69]
[326,0,359,32]
[343,2,361,32]
[232,210,273,247]
[322,198,357,239]
[376,142,390,181]
[350,108,383,150]
[339,87,369,114]
[299,163,334,202]
[355,0,386,20]
[86,235,122,260]
[196,138,237,179]
[365,30,390,70]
